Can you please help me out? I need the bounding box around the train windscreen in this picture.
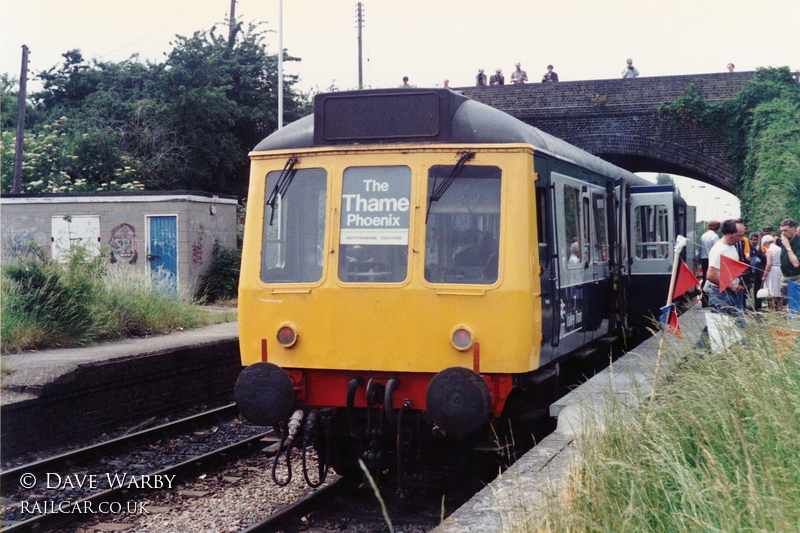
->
[424,165,501,285]
[261,168,327,283]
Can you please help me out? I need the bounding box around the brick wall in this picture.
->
[1,340,244,461]
[460,72,755,191]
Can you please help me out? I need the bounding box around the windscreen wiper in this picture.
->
[265,157,299,225]
[426,152,475,222]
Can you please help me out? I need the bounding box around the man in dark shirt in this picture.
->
[490,69,504,86]
[779,218,800,298]
[541,65,559,82]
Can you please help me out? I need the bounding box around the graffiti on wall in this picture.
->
[109,223,138,264]
[191,225,205,267]
[2,216,48,259]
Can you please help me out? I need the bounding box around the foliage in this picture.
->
[196,240,241,303]
[1,73,20,132]
[1,116,144,193]
[2,21,312,197]
[524,312,800,532]
[1,244,103,349]
[655,173,681,197]
[0,243,232,353]
[657,68,800,230]
[656,83,714,131]
[738,96,800,229]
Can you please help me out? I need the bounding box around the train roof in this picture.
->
[253,88,645,184]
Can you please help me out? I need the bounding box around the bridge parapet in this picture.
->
[460,72,756,193]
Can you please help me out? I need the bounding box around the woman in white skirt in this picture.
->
[761,235,783,310]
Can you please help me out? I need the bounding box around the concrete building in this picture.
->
[1,191,238,294]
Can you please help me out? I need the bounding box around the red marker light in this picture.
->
[452,328,472,350]
[277,325,297,347]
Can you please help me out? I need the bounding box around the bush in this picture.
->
[1,244,105,350]
[1,244,232,353]
[196,240,241,303]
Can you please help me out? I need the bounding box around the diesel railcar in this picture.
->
[234,88,686,482]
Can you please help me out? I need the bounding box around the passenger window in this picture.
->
[564,185,582,268]
[582,196,591,262]
[634,204,670,259]
[338,166,411,283]
[425,165,501,285]
[593,193,608,262]
[262,168,327,283]
[536,187,550,268]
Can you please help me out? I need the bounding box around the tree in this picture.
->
[3,21,311,197]
[155,22,310,196]
[655,173,681,198]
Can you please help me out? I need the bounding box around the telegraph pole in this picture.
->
[278,0,283,129]
[228,0,237,47]
[356,3,364,90]
[12,45,29,194]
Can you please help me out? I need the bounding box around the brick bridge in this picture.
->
[460,72,757,193]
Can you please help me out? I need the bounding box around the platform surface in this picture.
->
[1,321,238,404]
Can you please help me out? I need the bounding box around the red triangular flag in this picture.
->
[660,304,683,338]
[719,254,750,293]
[673,260,700,299]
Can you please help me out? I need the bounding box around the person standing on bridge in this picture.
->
[476,69,487,86]
[510,63,528,84]
[490,69,504,86]
[541,65,559,82]
[622,58,639,78]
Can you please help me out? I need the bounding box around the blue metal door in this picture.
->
[148,216,178,295]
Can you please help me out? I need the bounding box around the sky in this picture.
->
[3,0,799,220]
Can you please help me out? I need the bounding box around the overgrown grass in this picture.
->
[519,312,800,533]
[1,245,236,353]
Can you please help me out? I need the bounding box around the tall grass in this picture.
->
[522,312,800,533]
[1,245,235,353]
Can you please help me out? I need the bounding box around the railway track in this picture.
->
[0,404,274,532]
[1,403,242,495]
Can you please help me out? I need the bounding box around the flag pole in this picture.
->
[647,235,687,413]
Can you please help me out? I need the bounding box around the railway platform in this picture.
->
[1,321,241,462]
[433,305,708,532]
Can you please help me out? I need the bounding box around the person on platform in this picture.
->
[749,233,766,311]
[541,65,559,82]
[699,220,721,307]
[476,69,487,86]
[762,235,783,310]
[705,219,747,317]
[727,63,735,72]
[779,218,800,302]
